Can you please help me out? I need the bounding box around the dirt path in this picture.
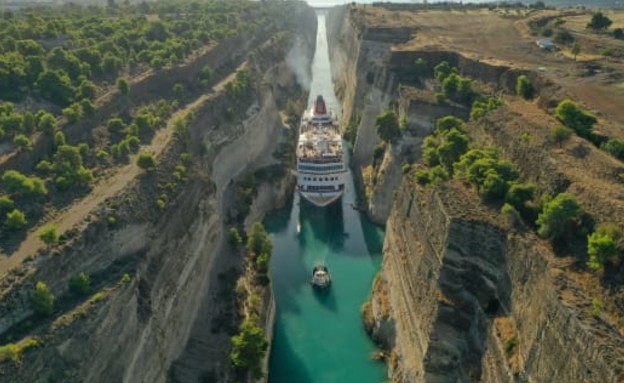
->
[0,65,243,280]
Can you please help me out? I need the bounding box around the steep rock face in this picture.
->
[367,179,624,382]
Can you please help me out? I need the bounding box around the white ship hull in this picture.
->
[296,95,346,208]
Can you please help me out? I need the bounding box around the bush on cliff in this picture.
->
[230,319,268,379]
[31,281,54,316]
[516,75,534,100]
[536,192,582,240]
[555,99,596,141]
[375,110,401,143]
[587,224,622,270]
[38,225,60,246]
[246,222,272,259]
[69,273,92,295]
[5,209,27,230]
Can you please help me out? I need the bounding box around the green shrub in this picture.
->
[591,297,602,317]
[555,99,596,140]
[0,343,20,363]
[5,209,27,230]
[375,110,401,143]
[230,319,268,379]
[137,153,156,170]
[434,93,445,104]
[69,273,91,295]
[116,78,129,95]
[586,224,621,270]
[256,253,269,274]
[32,281,54,316]
[121,273,131,283]
[401,163,412,174]
[155,198,166,209]
[550,126,574,147]
[13,134,32,151]
[505,182,536,210]
[536,192,582,240]
[0,196,14,212]
[516,75,534,99]
[601,138,624,160]
[247,222,272,258]
[38,225,60,246]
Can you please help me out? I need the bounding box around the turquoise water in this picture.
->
[266,13,387,383]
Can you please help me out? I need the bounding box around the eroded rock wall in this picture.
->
[367,178,623,383]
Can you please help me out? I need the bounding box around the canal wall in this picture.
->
[365,177,624,382]
[0,3,316,382]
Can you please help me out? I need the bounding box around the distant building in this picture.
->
[536,39,557,51]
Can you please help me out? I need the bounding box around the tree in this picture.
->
[137,153,156,170]
[78,80,97,100]
[550,126,574,148]
[555,99,596,140]
[36,69,75,106]
[375,110,401,143]
[230,319,268,379]
[536,192,582,240]
[62,103,83,122]
[31,281,54,316]
[38,225,59,246]
[5,209,27,229]
[69,273,91,295]
[587,12,612,32]
[587,231,618,270]
[602,138,624,160]
[106,118,126,134]
[246,222,272,257]
[516,75,533,99]
[0,196,14,212]
[2,170,47,197]
[614,28,624,40]
[38,112,57,133]
[571,42,580,61]
[505,182,536,210]
[13,134,32,151]
[116,78,129,95]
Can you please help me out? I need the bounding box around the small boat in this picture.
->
[311,264,331,289]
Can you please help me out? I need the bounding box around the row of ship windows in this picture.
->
[302,176,339,182]
[298,165,343,172]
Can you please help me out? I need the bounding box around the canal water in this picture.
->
[266,13,387,383]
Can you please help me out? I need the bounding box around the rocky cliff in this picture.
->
[365,177,624,383]
[0,4,316,382]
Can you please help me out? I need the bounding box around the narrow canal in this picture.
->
[266,12,387,383]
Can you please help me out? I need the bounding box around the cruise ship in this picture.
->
[296,95,347,207]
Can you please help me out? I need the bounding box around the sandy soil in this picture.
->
[0,66,243,280]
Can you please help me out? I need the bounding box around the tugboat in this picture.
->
[310,264,331,289]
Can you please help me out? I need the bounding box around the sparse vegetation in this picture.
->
[38,225,60,246]
[587,224,622,271]
[228,227,243,249]
[69,273,92,295]
[32,281,54,316]
[550,126,574,148]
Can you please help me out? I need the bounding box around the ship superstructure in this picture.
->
[296,95,347,207]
